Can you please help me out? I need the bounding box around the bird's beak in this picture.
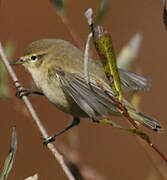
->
[10,58,24,65]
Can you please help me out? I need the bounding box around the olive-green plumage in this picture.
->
[13,39,162,132]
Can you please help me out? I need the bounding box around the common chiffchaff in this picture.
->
[12,39,162,141]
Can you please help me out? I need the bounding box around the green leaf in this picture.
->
[51,0,66,17]
[99,118,150,143]
[95,0,110,24]
[0,127,17,180]
[131,92,141,110]
[93,30,123,100]
[128,128,150,142]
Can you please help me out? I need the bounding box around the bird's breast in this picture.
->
[35,73,88,117]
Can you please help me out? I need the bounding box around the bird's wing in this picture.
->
[118,69,151,91]
[49,67,118,118]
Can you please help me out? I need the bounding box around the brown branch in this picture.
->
[96,80,138,129]
[136,136,167,179]
[96,81,167,163]
[63,18,85,51]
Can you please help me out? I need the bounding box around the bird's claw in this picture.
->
[15,85,30,98]
[42,136,56,146]
[16,89,31,99]
[15,81,32,99]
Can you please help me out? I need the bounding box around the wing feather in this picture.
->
[118,68,151,91]
[53,68,117,118]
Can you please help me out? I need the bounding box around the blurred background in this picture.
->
[0,0,167,179]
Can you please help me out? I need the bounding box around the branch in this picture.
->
[0,42,75,180]
[50,0,85,51]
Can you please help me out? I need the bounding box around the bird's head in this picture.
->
[11,39,63,71]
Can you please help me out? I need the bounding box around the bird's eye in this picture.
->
[31,55,37,61]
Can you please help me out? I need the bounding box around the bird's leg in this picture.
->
[16,88,44,98]
[43,117,80,145]
[15,81,44,99]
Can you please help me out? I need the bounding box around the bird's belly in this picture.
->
[41,82,88,117]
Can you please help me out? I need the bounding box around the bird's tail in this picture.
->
[127,108,163,132]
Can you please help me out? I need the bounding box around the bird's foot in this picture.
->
[42,136,56,146]
[15,81,30,99]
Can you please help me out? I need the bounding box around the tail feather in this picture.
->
[128,109,163,132]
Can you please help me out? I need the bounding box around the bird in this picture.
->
[11,38,163,144]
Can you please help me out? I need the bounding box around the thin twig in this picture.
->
[136,136,167,179]
[96,81,167,163]
[84,32,93,85]
[63,19,85,51]
[0,42,75,180]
